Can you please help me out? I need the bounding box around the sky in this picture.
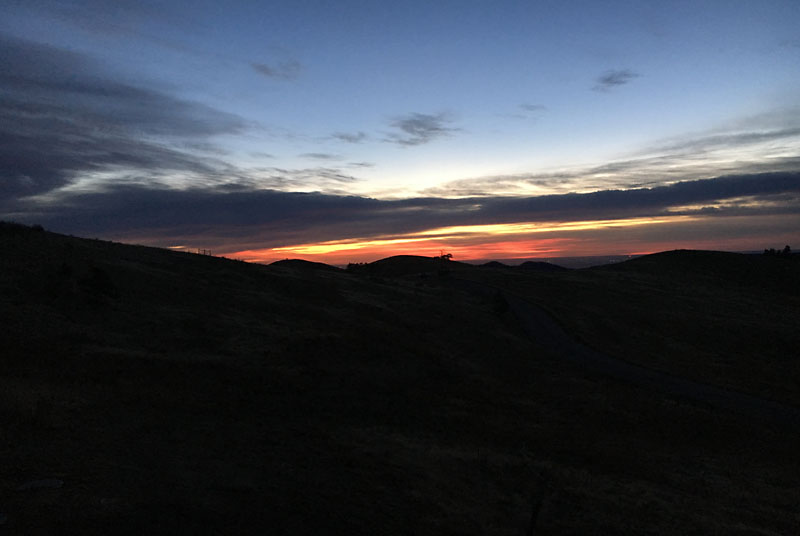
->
[1,0,799,264]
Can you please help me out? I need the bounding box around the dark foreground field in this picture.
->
[2,222,799,534]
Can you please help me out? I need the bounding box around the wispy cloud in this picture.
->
[251,60,301,80]
[519,103,547,113]
[331,131,368,144]
[649,127,800,154]
[593,69,640,91]
[385,112,458,146]
[298,153,342,161]
[0,33,245,201]
[424,111,800,198]
[226,166,362,194]
[499,103,548,121]
[425,154,800,199]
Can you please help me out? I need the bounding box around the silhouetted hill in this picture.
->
[2,223,799,534]
[271,258,341,272]
[517,260,568,272]
[597,249,800,296]
[478,260,510,269]
[484,247,800,407]
[349,254,474,277]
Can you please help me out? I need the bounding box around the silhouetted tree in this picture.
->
[763,245,792,257]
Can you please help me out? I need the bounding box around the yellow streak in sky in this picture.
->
[268,216,696,256]
[271,236,431,255]
[415,216,694,237]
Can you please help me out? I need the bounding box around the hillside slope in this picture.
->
[2,225,799,535]
[482,249,800,405]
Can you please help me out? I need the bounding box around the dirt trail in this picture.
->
[453,277,800,426]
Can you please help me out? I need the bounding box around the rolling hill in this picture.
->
[2,223,798,534]
[469,249,800,406]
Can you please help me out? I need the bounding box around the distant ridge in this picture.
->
[517,260,568,272]
[479,261,510,269]
[596,249,799,295]
[350,255,473,277]
[479,255,634,269]
[271,258,341,272]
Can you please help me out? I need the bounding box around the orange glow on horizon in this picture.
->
[229,238,572,264]
[222,215,700,264]
[270,236,432,255]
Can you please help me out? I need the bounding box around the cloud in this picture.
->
[593,69,640,91]
[298,153,342,161]
[483,172,800,222]
[7,172,798,255]
[499,104,548,121]
[0,33,246,200]
[519,103,547,113]
[331,131,368,144]
[385,112,458,146]
[424,113,800,198]
[648,127,800,155]
[226,166,361,193]
[426,154,800,199]
[251,60,301,80]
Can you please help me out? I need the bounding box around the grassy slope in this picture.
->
[1,226,799,534]
[478,250,800,406]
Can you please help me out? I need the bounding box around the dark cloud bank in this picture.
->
[8,172,799,252]
[0,33,244,200]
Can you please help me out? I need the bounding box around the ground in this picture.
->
[1,223,798,534]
